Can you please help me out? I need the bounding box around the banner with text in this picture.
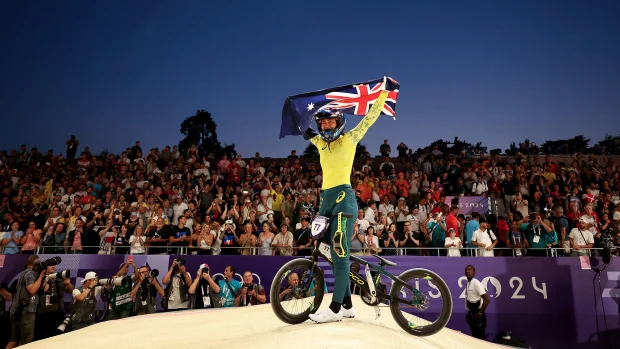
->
[443,196,489,215]
[0,255,617,348]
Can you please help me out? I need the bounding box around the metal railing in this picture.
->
[1,244,616,257]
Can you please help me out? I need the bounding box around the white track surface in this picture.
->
[24,294,506,349]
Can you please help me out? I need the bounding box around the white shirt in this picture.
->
[356,218,370,233]
[172,202,188,225]
[129,235,146,254]
[379,203,394,217]
[72,285,103,299]
[466,278,486,304]
[364,207,377,224]
[445,237,462,257]
[472,229,496,257]
[569,228,594,247]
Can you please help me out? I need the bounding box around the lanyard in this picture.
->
[512,232,521,245]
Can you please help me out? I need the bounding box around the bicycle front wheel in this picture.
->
[270,258,325,324]
[389,268,452,336]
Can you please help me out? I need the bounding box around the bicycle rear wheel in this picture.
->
[270,258,325,324]
[389,268,452,336]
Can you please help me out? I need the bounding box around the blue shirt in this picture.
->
[2,230,24,254]
[464,220,479,248]
[218,279,242,307]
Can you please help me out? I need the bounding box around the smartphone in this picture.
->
[128,256,134,263]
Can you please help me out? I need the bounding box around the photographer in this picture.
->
[235,271,265,307]
[108,261,139,320]
[34,264,74,341]
[188,264,219,309]
[70,272,103,331]
[162,259,192,311]
[0,281,13,349]
[131,266,164,315]
[7,255,46,347]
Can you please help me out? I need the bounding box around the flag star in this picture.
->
[307,103,315,111]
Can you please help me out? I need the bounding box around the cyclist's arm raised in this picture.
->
[346,90,389,144]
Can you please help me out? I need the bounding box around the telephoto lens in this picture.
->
[57,315,71,332]
[47,270,71,282]
[149,269,159,278]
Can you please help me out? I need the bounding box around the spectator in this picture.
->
[445,228,462,256]
[569,218,595,256]
[272,224,294,256]
[379,140,391,158]
[471,219,497,257]
[2,221,24,254]
[213,265,241,308]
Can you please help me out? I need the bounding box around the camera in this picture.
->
[201,266,210,274]
[33,256,62,274]
[47,270,71,282]
[146,269,159,281]
[98,276,130,287]
[57,315,72,332]
[175,258,185,266]
[246,284,254,291]
[0,281,7,290]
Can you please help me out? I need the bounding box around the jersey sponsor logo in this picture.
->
[336,191,346,203]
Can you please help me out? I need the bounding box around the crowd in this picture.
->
[1,136,620,347]
[0,137,619,259]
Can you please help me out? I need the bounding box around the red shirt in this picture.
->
[446,213,459,237]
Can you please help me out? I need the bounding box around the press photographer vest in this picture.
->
[134,283,157,314]
[39,278,65,313]
[71,286,97,325]
[162,274,189,309]
[110,283,133,312]
[189,279,217,309]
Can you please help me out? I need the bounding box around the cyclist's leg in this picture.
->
[329,187,356,307]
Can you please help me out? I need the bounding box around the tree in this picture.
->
[179,110,236,158]
[596,134,620,154]
[413,137,487,158]
[539,135,590,155]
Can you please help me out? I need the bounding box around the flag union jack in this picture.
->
[325,82,399,116]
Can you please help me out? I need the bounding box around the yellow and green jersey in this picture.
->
[310,91,389,190]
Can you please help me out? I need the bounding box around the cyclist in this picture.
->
[306,91,389,323]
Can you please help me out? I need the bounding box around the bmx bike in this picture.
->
[270,211,453,336]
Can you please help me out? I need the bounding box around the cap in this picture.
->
[199,263,209,270]
[578,218,588,224]
[82,272,98,283]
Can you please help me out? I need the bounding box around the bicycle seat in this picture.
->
[372,254,397,267]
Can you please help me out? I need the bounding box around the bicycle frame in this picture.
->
[306,242,426,307]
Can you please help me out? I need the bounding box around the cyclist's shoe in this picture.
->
[341,306,355,318]
[309,307,343,323]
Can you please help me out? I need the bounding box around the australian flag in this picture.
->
[279,76,400,139]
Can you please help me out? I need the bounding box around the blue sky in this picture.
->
[1,0,619,157]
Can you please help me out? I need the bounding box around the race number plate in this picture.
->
[318,242,332,259]
[311,216,329,239]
